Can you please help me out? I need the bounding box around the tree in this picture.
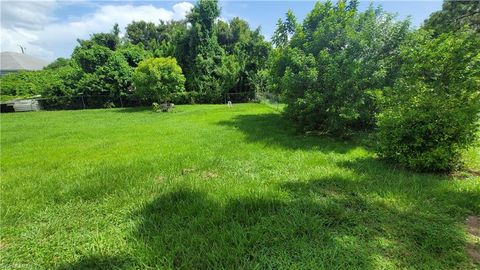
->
[188,0,220,40]
[125,20,188,54]
[90,24,121,50]
[133,57,186,103]
[215,18,271,97]
[72,35,134,99]
[117,44,151,67]
[216,20,233,50]
[73,42,113,73]
[44,57,70,70]
[376,29,480,171]
[272,19,288,48]
[423,1,480,35]
[285,9,298,38]
[125,21,159,49]
[277,1,410,135]
[184,0,230,101]
[272,10,297,49]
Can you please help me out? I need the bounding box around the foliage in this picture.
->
[90,23,121,50]
[0,71,48,97]
[125,20,188,54]
[117,44,151,67]
[272,10,297,48]
[276,0,410,135]
[74,50,132,99]
[73,42,113,73]
[0,64,81,100]
[376,29,480,172]
[174,1,270,102]
[44,57,70,70]
[216,18,271,97]
[183,0,226,101]
[272,19,288,48]
[125,21,160,50]
[40,65,82,98]
[423,1,480,35]
[71,26,138,100]
[133,57,186,102]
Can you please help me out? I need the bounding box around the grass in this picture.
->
[1,104,479,269]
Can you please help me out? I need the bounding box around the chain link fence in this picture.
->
[37,95,145,110]
[224,92,256,104]
[2,92,262,112]
[255,91,284,111]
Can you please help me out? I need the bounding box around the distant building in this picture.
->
[0,51,50,76]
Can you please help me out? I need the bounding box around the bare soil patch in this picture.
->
[466,215,480,264]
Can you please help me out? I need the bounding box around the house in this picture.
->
[0,51,49,76]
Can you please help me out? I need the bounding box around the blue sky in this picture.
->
[1,1,443,61]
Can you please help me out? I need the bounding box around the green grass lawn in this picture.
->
[1,104,479,269]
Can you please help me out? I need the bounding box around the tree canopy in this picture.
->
[423,1,480,35]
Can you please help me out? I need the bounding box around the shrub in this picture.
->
[376,29,480,172]
[0,65,81,100]
[278,1,410,136]
[133,57,186,103]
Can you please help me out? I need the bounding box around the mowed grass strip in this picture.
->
[1,104,479,269]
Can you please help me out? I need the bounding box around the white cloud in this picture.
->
[0,1,194,61]
[172,2,194,20]
[1,0,57,30]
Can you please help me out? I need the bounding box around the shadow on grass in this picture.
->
[59,113,478,269]
[217,113,359,153]
[62,172,475,269]
[57,255,133,270]
[280,176,471,268]
[128,188,377,269]
[112,107,151,113]
[337,158,480,215]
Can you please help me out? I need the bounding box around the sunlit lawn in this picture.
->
[1,104,479,269]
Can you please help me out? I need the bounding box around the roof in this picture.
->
[0,51,50,71]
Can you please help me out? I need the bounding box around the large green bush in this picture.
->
[72,33,135,100]
[376,29,480,172]
[276,0,410,136]
[133,57,186,102]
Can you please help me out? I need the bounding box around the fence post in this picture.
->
[81,95,86,109]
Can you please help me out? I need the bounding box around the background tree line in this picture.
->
[1,0,270,105]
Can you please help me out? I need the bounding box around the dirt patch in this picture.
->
[466,215,480,264]
[182,168,195,175]
[452,169,480,180]
[202,171,218,179]
[154,175,165,183]
[467,216,479,237]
